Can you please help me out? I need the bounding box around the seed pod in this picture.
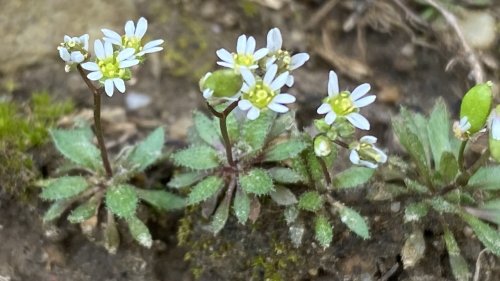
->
[460,82,493,134]
[200,69,243,99]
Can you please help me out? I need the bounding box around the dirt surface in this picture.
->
[1,0,499,280]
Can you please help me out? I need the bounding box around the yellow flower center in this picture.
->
[234,54,254,67]
[326,91,356,116]
[277,50,291,70]
[243,81,276,109]
[358,143,382,162]
[97,56,126,79]
[122,36,143,53]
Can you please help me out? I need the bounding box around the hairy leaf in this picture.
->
[40,176,89,200]
[338,205,370,239]
[239,169,274,196]
[298,191,323,212]
[68,196,99,223]
[427,99,451,167]
[126,216,152,248]
[468,166,500,190]
[172,145,221,170]
[315,215,333,248]
[333,167,374,189]
[270,186,298,206]
[233,188,250,224]
[211,194,230,234]
[404,202,429,222]
[461,213,500,255]
[194,111,221,147]
[263,139,309,162]
[241,110,275,152]
[106,184,138,218]
[167,171,207,189]
[444,227,471,281]
[43,201,70,223]
[439,152,459,184]
[393,116,429,178]
[136,189,185,210]
[187,176,224,205]
[50,128,102,170]
[268,167,304,184]
[127,127,164,171]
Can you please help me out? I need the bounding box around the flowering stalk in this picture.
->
[206,101,239,168]
[317,156,332,186]
[457,140,467,172]
[77,64,113,177]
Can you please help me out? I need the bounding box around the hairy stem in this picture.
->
[317,156,332,186]
[77,65,113,178]
[206,101,239,168]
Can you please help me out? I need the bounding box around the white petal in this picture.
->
[104,79,114,97]
[317,103,331,114]
[492,118,500,140]
[125,20,135,37]
[113,78,126,93]
[325,112,337,125]
[71,51,84,63]
[87,71,103,81]
[238,99,253,111]
[266,28,282,52]
[272,93,295,104]
[264,64,278,85]
[349,150,360,165]
[143,39,164,49]
[290,53,309,70]
[328,70,339,97]
[64,35,71,43]
[216,48,234,63]
[346,112,370,130]
[101,29,122,45]
[138,46,163,56]
[236,35,247,54]
[217,61,234,68]
[241,83,250,93]
[268,102,289,113]
[246,36,256,54]
[374,147,388,163]
[119,59,139,68]
[286,75,294,87]
[203,89,214,99]
[266,57,277,68]
[104,42,114,57]
[240,68,255,86]
[59,48,70,61]
[117,48,135,61]
[135,17,148,38]
[360,135,377,144]
[81,62,99,71]
[247,107,260,120]
[94,40,105,59]
[354,95,376,108]
[359,160,378,169]
[80,34,90,50]
[350,83,371,101]
[253,48,269,60]
[270,72,289,91]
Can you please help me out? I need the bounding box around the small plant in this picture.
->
[391,82,500,280]
[39,18,184,252]
[169,28,387,248]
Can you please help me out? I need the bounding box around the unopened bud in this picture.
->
[314,135,332,157]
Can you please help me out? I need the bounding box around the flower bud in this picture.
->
[200,70,243,100]
[460,82,493,134]
[488,105,500,162]
[314,135,332,157]
[349,136,387,169]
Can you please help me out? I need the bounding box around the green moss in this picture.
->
[0,92,73,196]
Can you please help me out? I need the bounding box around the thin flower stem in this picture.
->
[333,139,349,149]
[206,101,240,168]
[77,65,113,178]
[317,156,332,186]
[457,140,467,172]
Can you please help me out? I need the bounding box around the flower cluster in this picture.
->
[200,28,309,120]
[57,17,164,97]
[313,70,386,169]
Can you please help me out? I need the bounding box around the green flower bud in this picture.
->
[200,70,243,99]
[460,82,493,134]
[314,119,331,132]
[314,135,332,157]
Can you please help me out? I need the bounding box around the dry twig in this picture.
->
[305,0,340,30]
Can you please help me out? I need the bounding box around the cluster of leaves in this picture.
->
[391,99,500,280]
[0,92,73,195]
[169,107,375,248]
[39,126,184,252]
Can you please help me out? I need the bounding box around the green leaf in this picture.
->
[68,196,99,223]
[241,110,275,152]
[439,152,459,183]
[298,191,323,212]
[263,139,309,162]
[269,111,295,139]
[167,171,207,189]
[393,115,429,178]
[43,201,70,223]
[40,176,89,200]
[444,227,471,281]
[126,216,152,248]
[270,186,298,206]
[404,179,430,194]
[428,197,458,214]
[127,127,164,171]
[105,184,138,218]
[413,113,431,167]
[483,199,500,209]
[239,169,274,196]
[333,167,374,189]
[268,167,304,184]
[404,202,429,222]
[338,206,370,239]
[50,128,102,170]
[233,188,250,225]
[187,176,224,205]
[468,166,500,190]
[194,111,221,147]
[315,215,333,248]
[211,194,230,234]
[427,99,451,167]
[461,213,500,255]
[172,145,221,170]
[136,189,185,211]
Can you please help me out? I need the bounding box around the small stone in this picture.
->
[390,202,401,213]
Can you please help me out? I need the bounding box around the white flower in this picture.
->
[238,64,295,120]
[316,70,375,130]
[102,17,164,57]
[216,34,268,71]
[453,116,472,140]
[81,40,139,97]
[265,27,309,87]
[349,136,387,169]
[488,107,500,141]
[57,34,89,71]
